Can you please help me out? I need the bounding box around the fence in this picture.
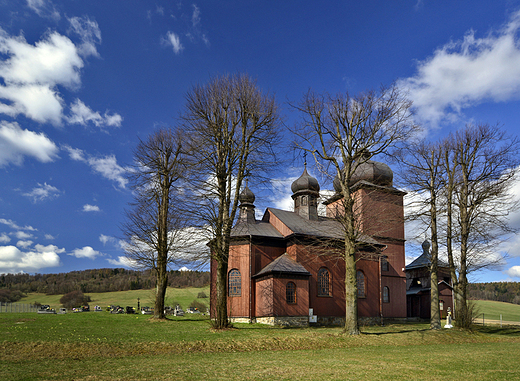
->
[474,313,520,327]
[0,303,38,313]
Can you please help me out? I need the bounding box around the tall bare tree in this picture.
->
[399,140,444,329]
[446,123,520,327]
[181,73,281,329]
[295,84,417,334]
[122,128,189,319]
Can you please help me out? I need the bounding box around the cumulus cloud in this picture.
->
[83,204,100,212]
[23,182,60,203]
[107,256,137,268]
[64,146,128,188]
[505,266,520,278]
[163,31,184,54]
[0,22,120,129]
[0,233,10,243]
[66,99,122,128]
[16,240,33,249]
[44,234,55,240]
[69,246,102,259]
[0,121,59,166]
[0,244,63,273]
[399,10,520,127]
[14,231,33,240]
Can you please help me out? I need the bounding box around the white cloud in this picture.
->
[16,240,33,249]
[399,10,520,127]
[0,218,37,231]
[192,4,201,27]
[107,255,136,268]
[83,204,100,212]
[0,233,10,243]
[0,28,81,125]
[26,0,60,21]
[505,266,520,278]
[14,231,33,240]
[99,234,118,246]
[67,16,101,58]
[0,244,63,274]
[44,234,54,240]
[163,31,184,54]
[69,246,102,259]
[64,146,128,188]
[23,182,60,203]
[67,99,122,128]
[0,121,59,166]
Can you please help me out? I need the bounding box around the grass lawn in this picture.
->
[1,311,520,380]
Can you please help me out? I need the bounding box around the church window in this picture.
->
[317,267,331,296]
[228,269,241,297]
[357,270,366,298]
[302,196,308,206]
[439,300,444,311]
[383,286,390,303]
[286,282,296,304]
[381,256,389,272]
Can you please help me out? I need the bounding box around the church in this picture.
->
[210,157,408,326]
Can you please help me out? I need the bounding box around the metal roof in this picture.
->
[231,219,284,238]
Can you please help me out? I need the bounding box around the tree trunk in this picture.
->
[344,245,359,335]
[154,268,167,319]
[430,180,441,329]
[214,258,230,329]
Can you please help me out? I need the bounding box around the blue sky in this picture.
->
[1,0,520,282]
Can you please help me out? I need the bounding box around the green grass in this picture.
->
[1,311,520,380]
[19,286,210,311]
[472,300,520,322]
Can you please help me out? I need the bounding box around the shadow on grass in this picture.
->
[474,326,520,336]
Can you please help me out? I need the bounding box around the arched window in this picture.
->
[383,286,390,303]
[286,282,296,304]
[228,269,241,297]
[317,267,331,296]
[357,270,366,298]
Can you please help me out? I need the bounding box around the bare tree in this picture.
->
[122,128,190,319]
[294,84,417,334]
[181,73,281,329]
[446,123,520,327]
[399,140,444,329]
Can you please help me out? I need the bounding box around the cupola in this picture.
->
[291,167,320,220]
[333,153,393,192]
[238,183,256,223]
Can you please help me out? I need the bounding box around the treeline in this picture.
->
[0,268,210,295]
[468,282,520,305]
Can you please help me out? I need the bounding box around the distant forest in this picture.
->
[0,268,210,296]
[468,282,520,305]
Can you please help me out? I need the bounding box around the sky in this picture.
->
[1,0,520,282]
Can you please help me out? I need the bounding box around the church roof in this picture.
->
[253,253,311,278]
[265,208,382,246]
[406,252,450,270]
[231,220,284,238]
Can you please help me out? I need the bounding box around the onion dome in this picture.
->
[291,168,320,194]
[333,159,393,191]
[239,185,255,204]
[422,239,430,254]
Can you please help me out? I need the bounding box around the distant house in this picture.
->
[405,240,453,319]
[210,157,408,326]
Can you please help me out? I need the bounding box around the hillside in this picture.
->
[0,268,210,297]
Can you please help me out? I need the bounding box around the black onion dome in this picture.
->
[333,159,393,191]
[239,185,255,204]
[291,168,320,194]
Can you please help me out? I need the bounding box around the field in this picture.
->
[472,299,520,323]
[19,286,210,312]
[2,295,520,380]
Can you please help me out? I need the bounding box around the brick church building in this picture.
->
[210,158,408,326]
